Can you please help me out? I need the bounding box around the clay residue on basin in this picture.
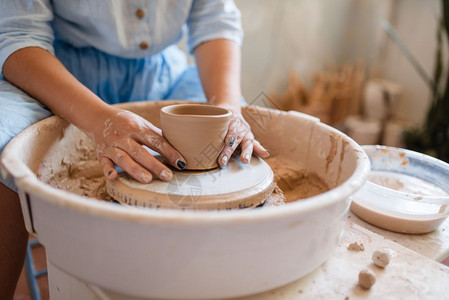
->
[37,140,329,207]
[43,159,112,201]
[266,157,330,203]
[368,171,448,197]
[36,132,113,201]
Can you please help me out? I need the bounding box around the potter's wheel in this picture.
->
[106,156,274,210]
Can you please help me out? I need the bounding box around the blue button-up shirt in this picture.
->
[0,0,243,77]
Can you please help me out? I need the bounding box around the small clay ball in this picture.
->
[347,242,365,251]
[372,249,392,268]
[358,269,376,289]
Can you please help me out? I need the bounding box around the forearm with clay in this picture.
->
[194,39,269,166]
[2,47,185,183]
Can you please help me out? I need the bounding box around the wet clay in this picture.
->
[43,160,112,201]
[160,104,231,170]
[263,185,286,207]
[358,268,376,289]
[347,242,365,252]
[266,157,330,202]
[36,133,113,201]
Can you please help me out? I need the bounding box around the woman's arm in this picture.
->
[3,47,185,182]
[194,39,241,112]
[194,39,269,165]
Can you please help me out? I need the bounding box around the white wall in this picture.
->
[380,0,441,124]
[235,0,442,125]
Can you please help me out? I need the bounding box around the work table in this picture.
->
[348,211,449,262]
[239,212,449,300]
[51,211,449,299]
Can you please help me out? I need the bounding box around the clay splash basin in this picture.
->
[0,101,370,299]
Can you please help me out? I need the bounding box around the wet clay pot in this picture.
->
[160,104,231,170]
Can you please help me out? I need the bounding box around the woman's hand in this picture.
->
[217,107,269,166]
[3,47,185,184]
[90,107,186,183]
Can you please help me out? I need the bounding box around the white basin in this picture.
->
[0,101,370,299]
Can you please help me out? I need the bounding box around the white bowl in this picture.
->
[0,101,369,299]
[351,145,449,234]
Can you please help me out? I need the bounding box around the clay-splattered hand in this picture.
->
[90,107,186,183]
[218,110,269,166]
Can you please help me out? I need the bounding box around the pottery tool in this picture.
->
[106,155,275,210]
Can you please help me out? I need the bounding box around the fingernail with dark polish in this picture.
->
[229,137,235,147]
[177,160,186,170]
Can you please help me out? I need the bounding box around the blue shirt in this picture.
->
[0,0,243,77]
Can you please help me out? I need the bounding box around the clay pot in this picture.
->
[160,104,231,170]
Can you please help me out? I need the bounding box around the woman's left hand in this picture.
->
[217,107,270,166]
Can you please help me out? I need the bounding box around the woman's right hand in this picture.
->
[89,106,186,183]
[3,47,184,184]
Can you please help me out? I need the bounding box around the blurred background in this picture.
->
[185,0,448,162]
[233,0,449,162]
[237,0,436,122]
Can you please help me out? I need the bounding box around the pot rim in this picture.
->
[160,103,232,119]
